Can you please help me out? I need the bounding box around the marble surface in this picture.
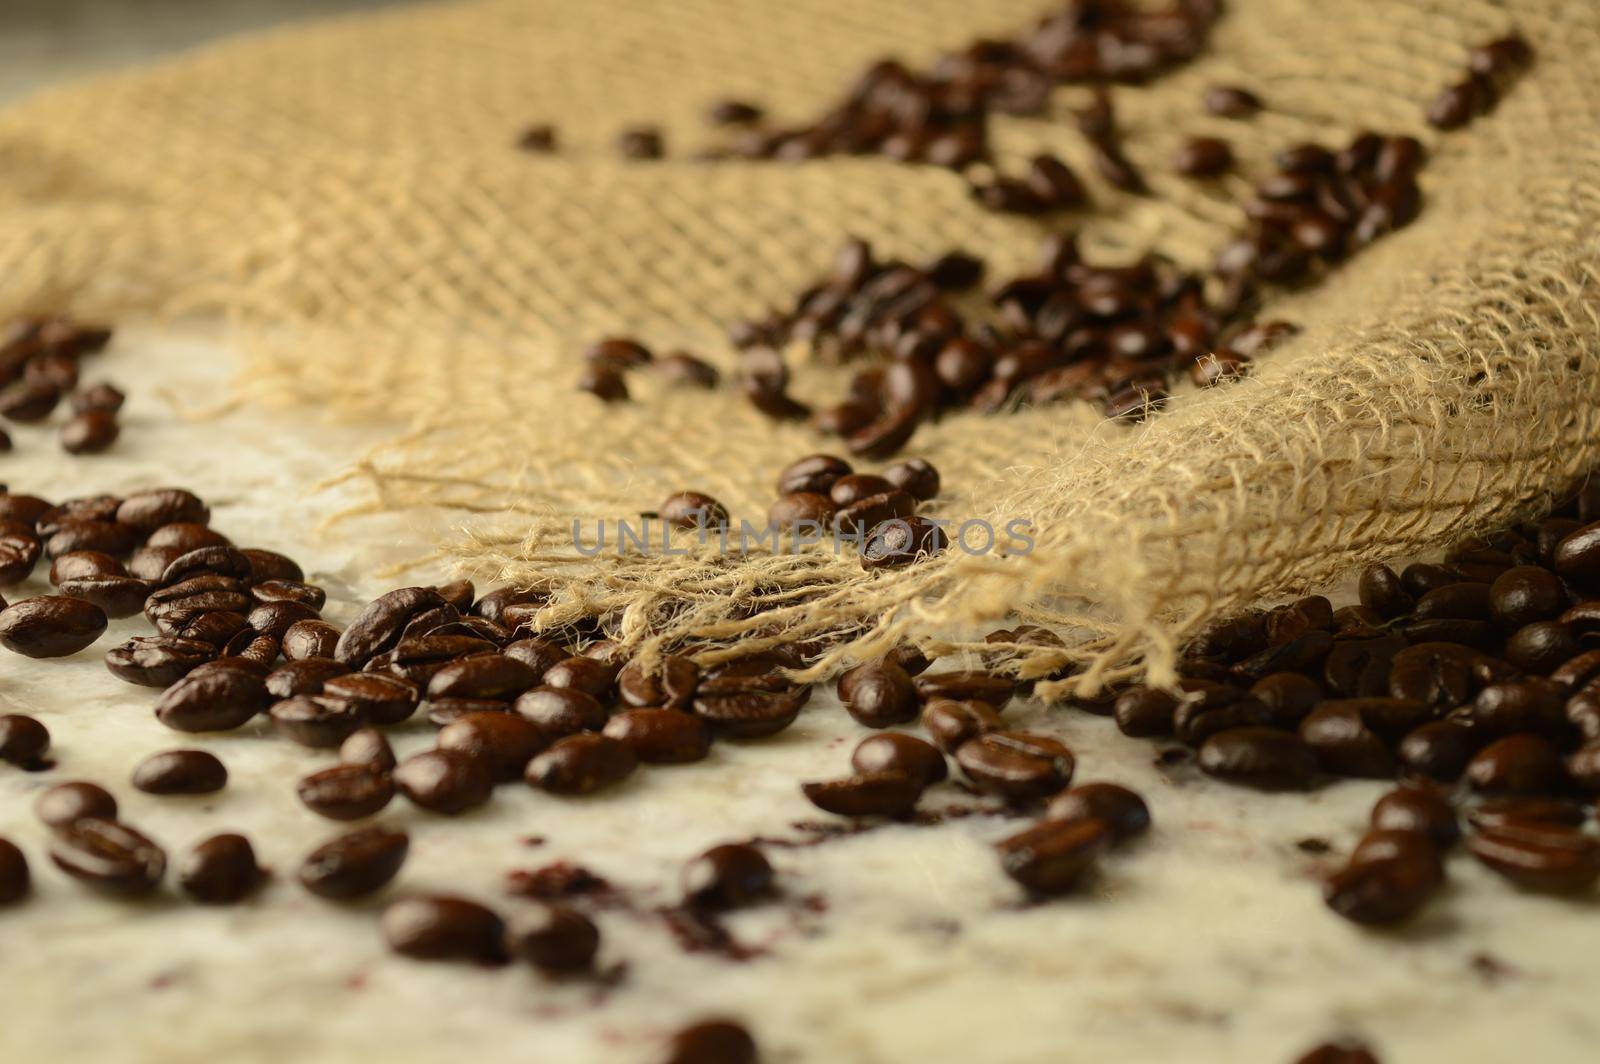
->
[2,330,1599,1064]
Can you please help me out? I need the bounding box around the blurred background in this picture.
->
[0,0,406,101]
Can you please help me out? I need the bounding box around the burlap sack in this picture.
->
[1,0,1595,691]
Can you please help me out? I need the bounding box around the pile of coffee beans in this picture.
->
[0,316,125,456]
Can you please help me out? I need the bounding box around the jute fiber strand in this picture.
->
[0,0,1596,691]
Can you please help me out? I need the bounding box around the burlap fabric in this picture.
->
[0,0,1594,691]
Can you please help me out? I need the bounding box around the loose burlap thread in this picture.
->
[1,0,1596,691]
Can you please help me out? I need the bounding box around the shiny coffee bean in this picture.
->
[1469,822,1600,892]
[996,816,1110,895]
[1299,702,1399,778]
[776,454,852,496]
[158,545,253,586]
[955,731,1074,801]
[0,595,107,657]
[0,838,28,905]
[881,458,940,501]
[1472,679,1567,739]
[320,672,419,726]
[282,619,342,660]
[769,492,835,532]
[602,709,711,764]
[1387,642,1475,708]
[543,656,619,701]
[103,635,215,687]
[617,654,700,710]
[1252,672,1325,725]
[50,817,166,895]
[525,734,637,795]
[1490,566,1568,629]
[922,697,1003,753]
[1046,782,1150,842]
[251,580,326,610]
[270,695,366,748]
[155,666,269,732]
[506,903,600,973]
[438,712,551,780]
[1113,686,1177,737]
[663,1020,758,1064]
[246,600,319,640]
[340,727,397,772]
[1397,720,1478,782]
[298,826,408,899]
[298,762,394,820]
[692,689,805,739]
[0,713,49,766]
[801,771,923,817]
[335,587,448,668]
[394,749,493,814]
[57,574,150,618]
[1323,835,1443,925]
[1199,727,1318,789]
[383,895,507,962]
[1466,734,1567,796]
[683,843,772,909]
[1505,620,1579,674]
[515,686,607,735]
[850,732,946,788]
[266,656,350,699]
[132,750,227,795]
[843,661,918,728]
[146,522,228,552]
[1371,785,1458,848]
[913,670,1014,710]
[179,833,263,904]
[1357,564,1412,618]
[35,781,117,827]
[116,488,207,531]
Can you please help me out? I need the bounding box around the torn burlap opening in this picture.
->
[0,0,1596,692]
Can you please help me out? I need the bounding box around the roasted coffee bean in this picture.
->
[281,619,342,661]
[1397,720,1478,782]
[1175,136,1234,177]
[996,816,1110,895]
[514,686,607,736]
[50,817,166,895]
[155,666,268,732]
[1323,637,1403,699]
[683,843,772,909]
[146,522,228,552]
[693,688,805,739]
[340,727,397,772]
[265,656,349,699]
[1113,686,1177,737]
[0,837,28,905]
[861,514,946,568]
[37,495,121,534]
[246,601,319,641]
[1553,521,1600,583]
[320,672,418,726]
[1046,782,1150,843]
[335,587,448,668]
[542,655,619,702]
[1198,727,1318,789]
[179,833,262,904]
[160,608,250,646]
[1250,672,1325,726]
[1551,648,1600,690]
[833,489,917,536]
[1324,838,1442,925]
[617,654,700,710]
[922,697,1003,753]
[1263,596,1334,643]
[657,351,719,389]
[1488,565,1567,628]
[1299,702,1398,778]
[663,1020,757,1064]
[842,661,918,728]
[236,547,301,584]
[913,670,1013,710]
[850,732,947,788]
[769,492,835,532]
[252,580,326,611]
[829,474,895,509]
[473,586,549,627]
[269,695,364,748]
[116,489,208,532]
[660,491,730,531]
[1472,679,1567,739]
[103,635,214,687]
[35,781,116,827]
[49,549,122,585]
[0,378,61,421]
[1189,611,1269,662]
[422,646,534,704]
[1204,85,1262,117]
[1470,822,1600,893]
[1371,785,1459,849]
[0,493,52,528]
[617,126,664,159]
[1466,734,1566,796]
[145,574,252,627]
[802,771,923,817]
[297,762,394,820]
[158,545,252,586]
[776,454,852,496]
[0,595,107,657]
[505,902,599,973]
[132,750,227,795]
[0,713,49,767]
[426,579,475,614]
[1470,34,1533,77]
[881,458,940,502]
[73,382,125,414]
[438,712,551,780]
[0,520,42,585]
[1231,630,1333,682]
[1567,740,1600,791]
[603,709,711,764]
[1411,581,1491,622]
[393,749,493,814]
[956,731,1073,801]
[1469,797,1586,832]
[526,733,637,795]
[1387,642,1476,708]
[382,895,506,963]
[57,573,149,618]
[1504,620,1579,674]
[299,826,408,899]
[1175,690,1272,747]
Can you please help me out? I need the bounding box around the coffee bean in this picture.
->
[657,351,719,389]
[850,732,946,788]
[1488,565,1567,628]
[0,837,28,905]
[542,655,619,702]
[175,832,261,904]
[299,826,408,899]
[116,488,207,532]
[881,458,940,501]
[1356,564,1412,618]
[1250,672,1325,726]
[252,580,326,611]
[1371,785,1458,849]
[0,713,49,766]
[0,378,61,421]
[438,712,551,780]
[280,619,342,661]
[802,771,923,817]
[383,895,506,962]
[156,666,268,732]
[35,781,116,827]
[768,492,835,532]
[1397,721,1478,782]
[1469,822,1600,893]
[829,474,894,509]
[956,731,1073,801]
[505,902,599,973]
[921,697,1002,752]
[49,549,121,585]
[694,687,807,738]
[776,454,852,496]
[244,601,318,641]
[102,635,213,688]
[391,749,492,814]
[1113,686,1177,737]
[913,670,1014,710]
[1204,85,1262,117]
[269,695,365,748]
[1175,136,1233,177]
[0,521,41,586]
[664,1020,757,1064]
[1470,34,1533,77]
[1323,837,1442,925]
[1472,679,1568,740]
[683,843,772,909]
[603,708,710,764]
[1469,797,1586,832]
[1387,642,1475,708]
[158,544,252,586]
[335,587,448,668]
[514,685,607,736]
[1466,734,1566,796]
[73,382,125,414]
[1046,782,1150,842]
[473,586,549,627]
[1298,702,1397,778]
[1553,521,1600,583]
[327,672,421,725]
[526,733,637,795]
[1426,79,1480,130]
[50,817,166,895]
[146,522,228,552]
[375,634,499,686]
[842,661,918,728]
[618,126,664,159]
[617,654,700,710]
[132,750,227,795]
[1175,688,1272,747]
[0,595,107,658]
[37,495,120,534]
[0,493,51,528]
[1503,620,1577,674]
[297,762,394,820]
[996,816,1110,895]
[265,656,349,699]
[340,727,397,772]
[1198,727,1318,789]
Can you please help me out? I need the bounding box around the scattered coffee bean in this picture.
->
[842,661,918,728]
[922,697,1003,753]
[996,816,1110,895]
[683,843,773,909]
[395,749,494,814]
[335,586,448,668]
[50,817,166,895]
[132,749,227,795]
[505,902,600,973]
[0,713,49,767]
[850,732,947,789]
[1323,834,1442,925]
[320,673,419,726]
[801,771,922,817]
[1199,727,1318,789]
[340,727,397,772]
[603,708,711,764]
[298,762,395,820]
[618,653,700,709]
[1175,136,1234,177]
[1046,782,1151,842]
[515,686,608,735]
[104,635,215,687]
[298,826,408,899]
[1466,734,1567,796]
[1371,786,1459,849]
[383,894,507,962]
[1469,822,1600,893]
[955,731,1074,801]
[0,595,107,657]
[179,833,263,904]
[438,712,551,780]
[526,734,637,795]
[663,1020,758,1064]
[269,695,366,748]
[914,670,1014,710]
[156,666,269,732]
[0,837,28,905]
[35,781,117,827]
